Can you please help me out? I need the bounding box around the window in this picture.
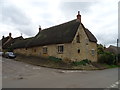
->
[78,49,80,53]
[34,49,36,52]
[58,45,64,53]
[76,34,80,43]
[91,49,95,55]
[43,47,47,54]
[85,39,89,45]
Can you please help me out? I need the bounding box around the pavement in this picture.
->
[2,57,120,88]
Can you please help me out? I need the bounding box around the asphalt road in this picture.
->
[2,58,119,88]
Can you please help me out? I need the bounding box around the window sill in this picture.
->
[58,52,63,54]
[43,53,47,54]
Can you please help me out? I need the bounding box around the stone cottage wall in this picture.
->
[14,25,97,62]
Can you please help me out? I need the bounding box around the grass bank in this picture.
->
[14,54,120,70]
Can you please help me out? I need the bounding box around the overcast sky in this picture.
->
[0,0,119,47]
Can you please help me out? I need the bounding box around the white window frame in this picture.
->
[57,45,64,54]
[43,46,47,54]
[91,49,95,55]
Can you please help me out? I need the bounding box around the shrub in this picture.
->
[97,44,105,54]
[114,54,120,64]
[118,54,120,63]
[49,56,62,62]
[72,59,91,66]
[82,59,91,64]
[98,52,116,65]
[7,47,13,52]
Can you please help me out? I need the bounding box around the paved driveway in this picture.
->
[2,58,119,88]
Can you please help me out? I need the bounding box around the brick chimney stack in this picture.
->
[76,11,81,22]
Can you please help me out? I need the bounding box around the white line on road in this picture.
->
[59,70,87,73]
[107,80,120,88]
[32,67,41,70]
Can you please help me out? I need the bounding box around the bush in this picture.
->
[72,59,91,66]
[7,47,13,52]
[98,52,116,65]
[49,56,62,62]
[118,54,120,63]
[82,59,91,64]
[97,44,105,54]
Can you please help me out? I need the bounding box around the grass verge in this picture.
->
[14,54,120,70]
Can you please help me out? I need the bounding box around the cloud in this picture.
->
[58,1,118,47]
[81,0,118,47]
[0,0,119,47]
[2,6,30,25]
[1,0,36,37]
[60,2,94,13]
[59,2,95,20]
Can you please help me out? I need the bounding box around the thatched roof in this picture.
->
[84,28,97,42]
[2,36,24,49]
[2,36,9,46]
[11,37,33,49]
[11,19,97,49]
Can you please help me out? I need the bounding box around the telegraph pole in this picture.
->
[116,39,119,64]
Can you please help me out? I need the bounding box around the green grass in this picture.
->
[101,64,120,69]
[15,54,120,70]
[107,65,120,68]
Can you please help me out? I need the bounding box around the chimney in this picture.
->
[76,11,81,22]
[9,33,12,38]
[39,25,41,32]
[2,36,4,39]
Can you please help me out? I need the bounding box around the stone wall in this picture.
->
[14,25,97,62]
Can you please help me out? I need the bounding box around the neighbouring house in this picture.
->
[1,33,24,51]
[11,11,98,62]
[105,45,120,54]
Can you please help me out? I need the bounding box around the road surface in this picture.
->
[2,58,119,88]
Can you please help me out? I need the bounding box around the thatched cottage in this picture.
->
[12,11,98,62]
[1,33,24,51]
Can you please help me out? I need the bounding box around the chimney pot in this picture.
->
[76,11,81,22]
[9,33,12,38]
[39,25,41,32]
[2,36,4,39]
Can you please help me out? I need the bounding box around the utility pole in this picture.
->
[116,39,119,64]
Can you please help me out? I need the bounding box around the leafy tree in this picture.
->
[98,52,116,65]
[97,44,105,54]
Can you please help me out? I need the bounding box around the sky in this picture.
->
[0,0,119,47]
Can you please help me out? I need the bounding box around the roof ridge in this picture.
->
[11,19,97,49]
[41,19,77,32]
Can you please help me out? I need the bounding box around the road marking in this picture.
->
[107,80,120,88]
[33,67,41,70]
[58,70,86,73]
[25,65,29,67]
